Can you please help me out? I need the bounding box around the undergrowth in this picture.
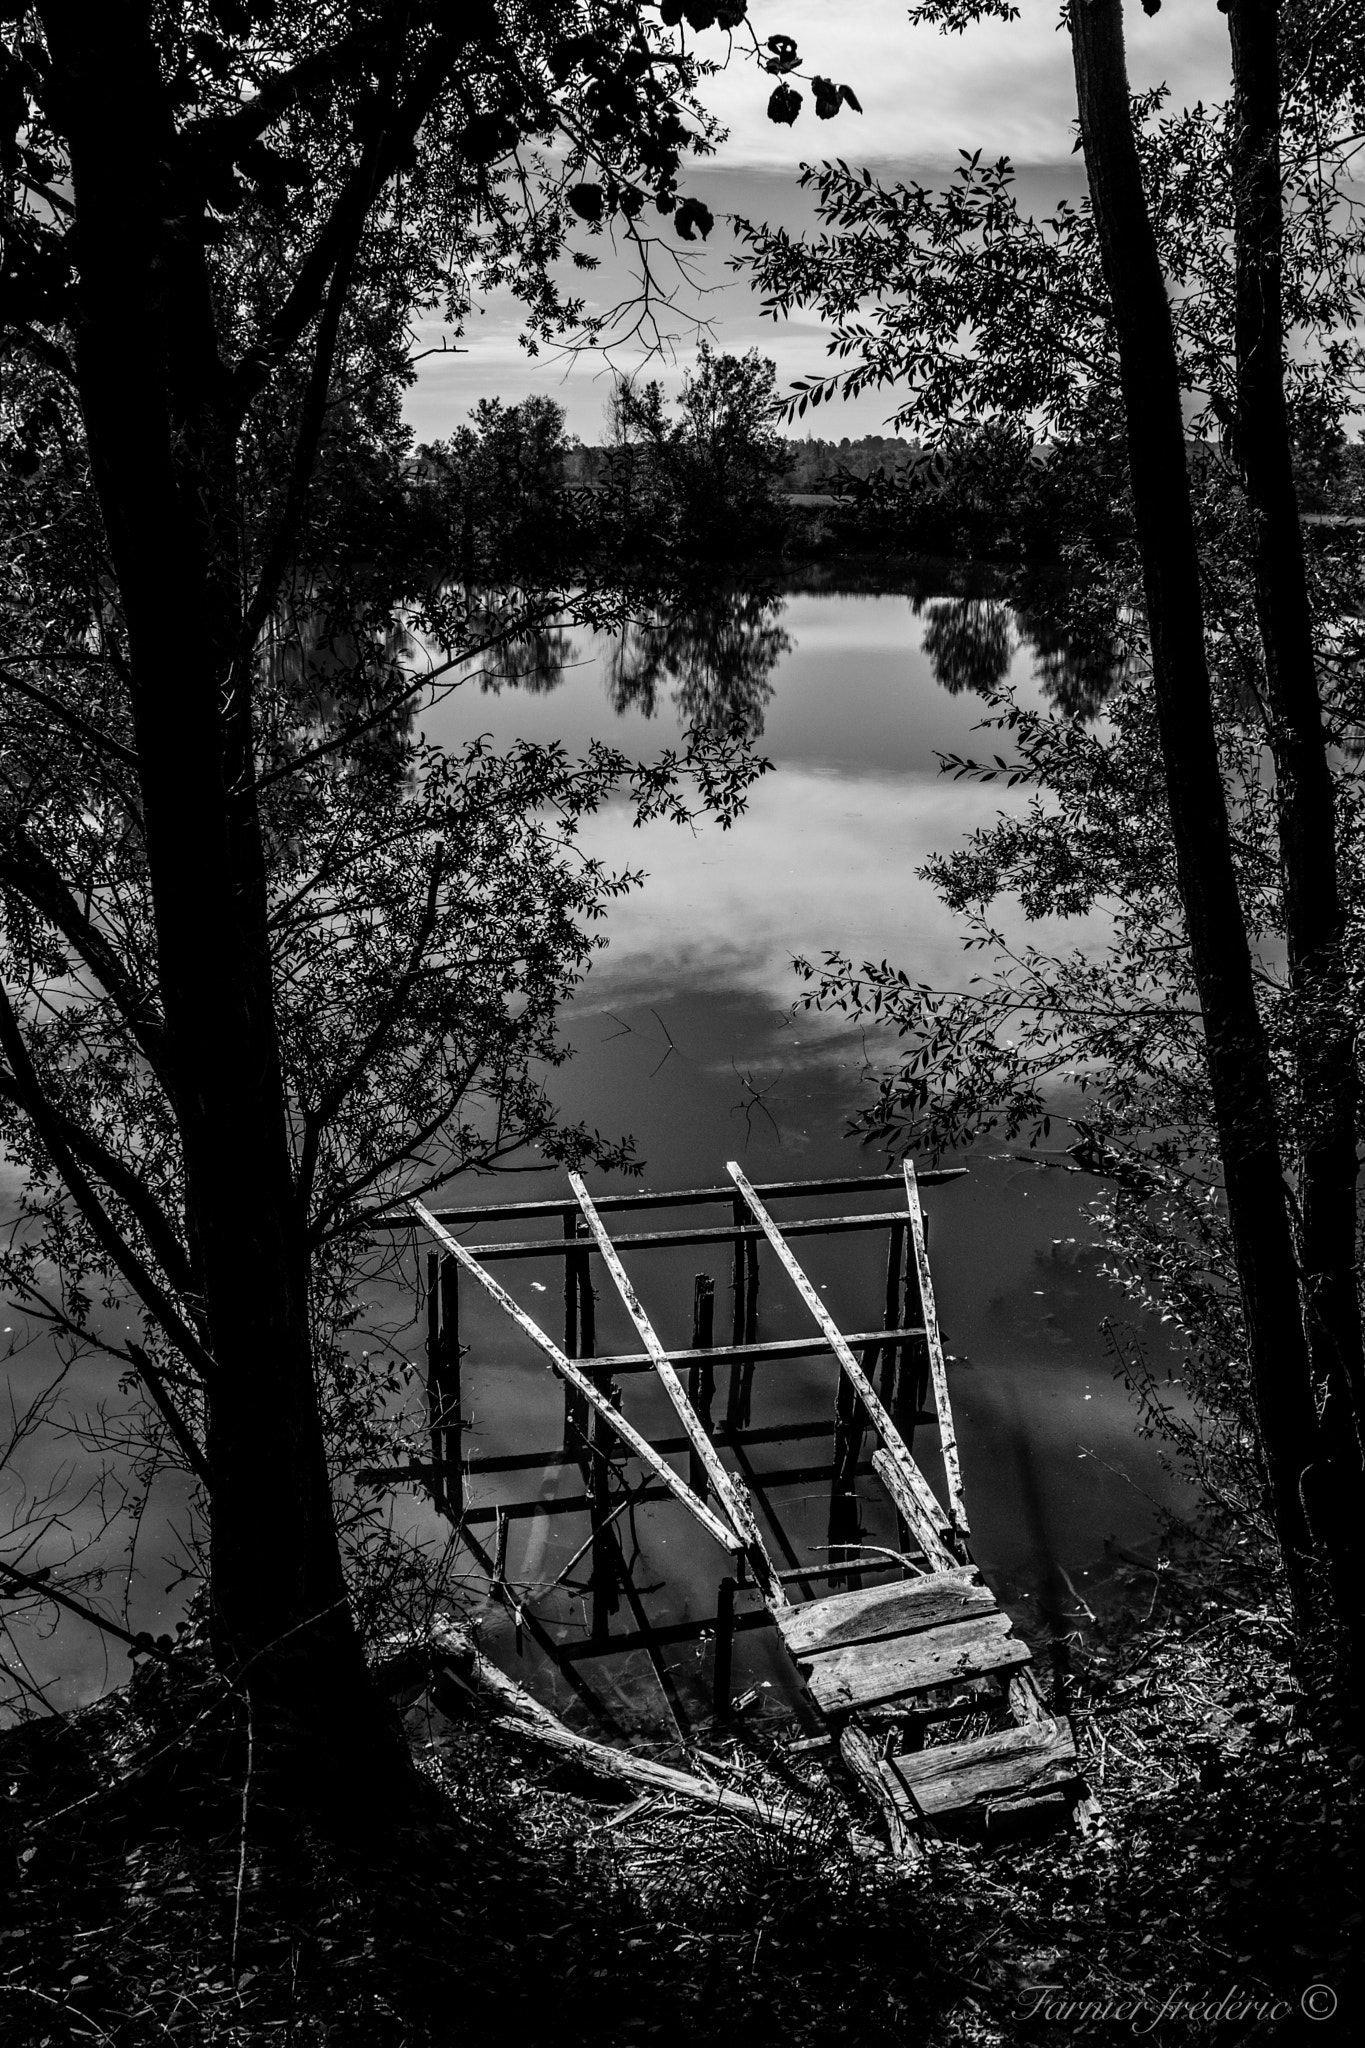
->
[0,1541,1359,2046]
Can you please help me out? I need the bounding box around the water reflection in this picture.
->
[605,591,791,737]
[452,572,1122,729]
[916,597,1014,697]
[912,586,1121,719]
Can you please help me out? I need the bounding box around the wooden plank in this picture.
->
[727,1165,957,1572]
[569,1174,785,1605]
[839,1725,920,1861]
[374,1166,969,1229]
[798,1614,1030,1715]
[775,1567,994,1660]
[529,1326,930,1379]
[888,1719,1079,1820]
[871,1450,955,1564]
[409,1201,741,1557]
[902,1162,968,1535]
[394,1208,941,1263]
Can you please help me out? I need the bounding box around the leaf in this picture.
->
[839,83,863,114]
[674,196,714,241]
[811,75,842,120]
[767,83,802,126]
[567,184,604,224]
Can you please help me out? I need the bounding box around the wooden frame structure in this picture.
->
[382,1163,1088,1844]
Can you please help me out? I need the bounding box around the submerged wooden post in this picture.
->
[724,1202,758,1433]
[901,1214,930,1444]
[878,1220,906,1413]
[688,1273,716,1498]
[563,1212,589,1459]
[582,1258,616,1644]
[828,1356,868,1587]
[439,1253,463,1518]
[713,1574,736,1718]
[425,1251,445,1513]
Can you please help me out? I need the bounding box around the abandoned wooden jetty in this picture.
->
[381,1162,1090,1852]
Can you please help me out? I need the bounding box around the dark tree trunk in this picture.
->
[44,3,411,1810]
[1225,0,1365,1462]
[1067,0,1338,1623]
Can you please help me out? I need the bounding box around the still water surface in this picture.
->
[418,578,1194,1738]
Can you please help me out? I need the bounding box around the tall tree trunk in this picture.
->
[1068,0,1338,1625]
[1225,0,1365,1464]
[44,3,411,1810]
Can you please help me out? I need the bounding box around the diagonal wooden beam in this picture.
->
[409,1201,741,1558]
[726,1165,958,1573]
[569,1174,786,1606]
[902,1161,968,1536]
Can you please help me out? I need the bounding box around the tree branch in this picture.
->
[0,981,216,1383]
[0,826,167,1079]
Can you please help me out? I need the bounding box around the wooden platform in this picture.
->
[411,1160,1091,1855]
[773,1567,1081,1833]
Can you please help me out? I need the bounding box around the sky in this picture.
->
[405,1,1234,445]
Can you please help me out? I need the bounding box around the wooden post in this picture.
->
[828,1356,867,1587]
[688,1273,716,1498]
[439,1254,463,1519]
[724,1198,746,1434]
[878,1220,905,1412]
[582,1259,616,1645]
[901,1214,929,1444]
[713,1574,736,1718]
[563,1212,588,1460]
[424,1251,445,1513]
[737,1232,759,1425]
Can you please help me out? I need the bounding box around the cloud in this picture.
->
[702,1,1230,169]
[405,7,1230,441]
[570,763,1111,1017]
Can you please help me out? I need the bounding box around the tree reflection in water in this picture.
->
[606,590,791,738]
[914,586,1125,720]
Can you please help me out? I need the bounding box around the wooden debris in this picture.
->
[839,1725,922,1862]
[430,1623,812,1836]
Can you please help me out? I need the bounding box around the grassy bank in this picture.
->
[1,1546,1359,2045]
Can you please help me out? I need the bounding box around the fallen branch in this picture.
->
[392,1619,815,1836]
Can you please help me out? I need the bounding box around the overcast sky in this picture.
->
[406,2,1233,444]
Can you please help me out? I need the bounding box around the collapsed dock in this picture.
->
[377,1163,1091,1853]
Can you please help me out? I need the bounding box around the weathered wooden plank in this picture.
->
[888,1718,1079,1820]
[871,1450,955,1566]
[375,1166,969,1230]
[408,1200,741,1557]
[568,1173,786,1606]
[902,1161,968,1536]
[396,1209,944,1262]
[775,1567,995,1660]
[799,1613,1030,1714]
[839,1725,922,1862]
[727,1165,957,1572]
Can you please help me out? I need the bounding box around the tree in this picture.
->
[607,342,791,556]
[739,0,1365,1676]
[0,1,765,1809]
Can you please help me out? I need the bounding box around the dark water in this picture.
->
[409,578,1194,1739]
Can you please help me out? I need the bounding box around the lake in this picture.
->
[409,573,1195,1740]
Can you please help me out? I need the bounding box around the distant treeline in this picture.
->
[418,350,1364,579]
[564,431,918,492]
